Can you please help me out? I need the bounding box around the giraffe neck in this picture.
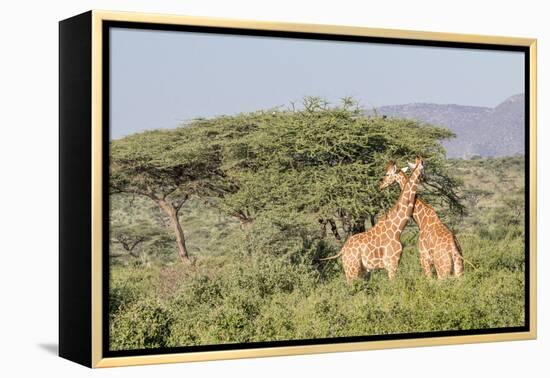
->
[391,164,421,231]
[396,171,435,229]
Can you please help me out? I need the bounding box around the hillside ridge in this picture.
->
[373,93,524,158]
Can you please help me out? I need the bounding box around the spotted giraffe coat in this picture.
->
[387,170,464,279]
[327,158,424,282]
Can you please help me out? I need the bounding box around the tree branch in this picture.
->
[173,194,189,212]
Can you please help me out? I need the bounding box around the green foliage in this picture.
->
[110,298,173,350]
[108,99,526,351]
[110,126,227,200]
[109,224,524,350]
[192,98,462,232]
[109,195,175,264]
[109,156,526,351]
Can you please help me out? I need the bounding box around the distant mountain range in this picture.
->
[372,94,525,158]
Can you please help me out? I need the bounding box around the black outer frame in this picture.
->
[59,11,93,367]
[59,11,531,368]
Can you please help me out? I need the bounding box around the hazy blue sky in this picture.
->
[110,28,524,139]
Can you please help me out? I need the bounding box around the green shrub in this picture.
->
[110,298,173,350]
[109,265,154,314]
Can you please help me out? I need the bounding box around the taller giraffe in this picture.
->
[321,157,424,282]
[379,162,464,278]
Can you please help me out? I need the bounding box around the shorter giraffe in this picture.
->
[321,157,424,282]
[379,162,464,279]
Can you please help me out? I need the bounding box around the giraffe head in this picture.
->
[408,156,425,178]
[379,161,410,190]
[379,161,397,190]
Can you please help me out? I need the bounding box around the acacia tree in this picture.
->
[110,223,154,258]
[110,127,227,264]
[111,97,465,263]
[202,97,464,241]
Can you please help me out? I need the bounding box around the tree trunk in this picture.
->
[369,214,376,228]
[351,217,366,234]
[158,200,190,264]
[319,219,328,239]
[328,219,341,240]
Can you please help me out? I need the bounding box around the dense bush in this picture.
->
[109,222,525,350]
[110,298,173,350]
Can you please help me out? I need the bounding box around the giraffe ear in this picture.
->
[401,167,409,173]
[407,161,416,169]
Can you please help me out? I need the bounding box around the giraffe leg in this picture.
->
[451,243,464,278]
[434,263,444,279]
[345,265,362,283]
[449,235,464,277]
[418,238,433,278]
[343,249,362,283]
[419,247,432,278]
[434,249,452,279]
[384,244,401,280]
[387,266,397,280]
[360,254,372,281]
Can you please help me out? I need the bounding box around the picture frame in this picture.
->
[59,10,537,368]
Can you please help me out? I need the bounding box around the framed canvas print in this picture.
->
[59,10,537,368]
